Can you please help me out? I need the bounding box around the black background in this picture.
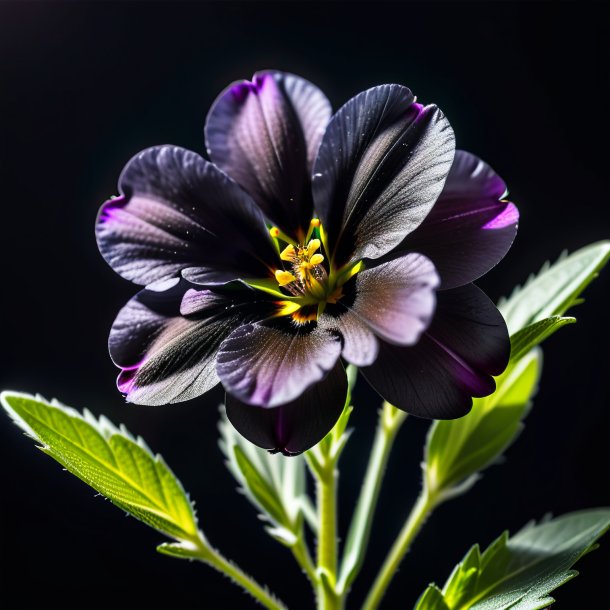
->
[0,2,608,608]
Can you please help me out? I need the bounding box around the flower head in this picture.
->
[97,70,517,455]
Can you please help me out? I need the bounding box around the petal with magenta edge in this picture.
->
[312,85,455,264]
[206,70,331,236]
[96,146,275,286]
[361,284,509,419]
[397,150,519,289]
[225,361,347,455]
[216,321,342,408]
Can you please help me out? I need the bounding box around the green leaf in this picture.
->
[499,240,610,335]
[423,241,610,500]
[1,391,199,543]
[413,509,610,610]
[425,349,541,498]
[219,407,308,543]
[509,316,575,363]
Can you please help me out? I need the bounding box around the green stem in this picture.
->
[362,489,435,610]
[291,536,318,585]
[317,469,338,577]
[338,403,407,595]
[194,536,287,610]
[306,451,343,610]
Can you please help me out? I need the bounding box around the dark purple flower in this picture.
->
[96,70,517,455]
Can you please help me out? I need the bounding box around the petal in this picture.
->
[344,253,439,345]
[216,321,342,407]
[225,361,348,455]
[361,284,510,419]
[319,310,379,367]
[96,145,276,286]
[206,70,331,236]
[398,150,519,289]
[109,282,258,405]
[312,85,455,265]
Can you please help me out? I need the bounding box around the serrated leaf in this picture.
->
[1,391,199,543]
[499,240,610,335]
[414,509,610,610]
[425,349,541,498]
[233,445,289,526]
[509,316,575,362]
[414,585,451,610]
[219,407,306,538]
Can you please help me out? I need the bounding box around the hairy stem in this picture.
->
[291,535,318,586]
[338,403,407,595]
[362,489,435,610]
[194,536,287,610]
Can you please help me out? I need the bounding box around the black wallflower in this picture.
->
[96,71,517,454]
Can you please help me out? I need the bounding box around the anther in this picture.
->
[310,253,324,266]
[275,270,296,286]
[269,227,280,238]
[280,244,297,262]
[306,239,321,257]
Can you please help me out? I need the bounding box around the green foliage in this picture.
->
[219,408,312,545]
[509,316,574,363]
[414,509,610,610]
[499,240,610,336]
[424,240,610,501]
[425,349,541,500]
[1,392,200,544]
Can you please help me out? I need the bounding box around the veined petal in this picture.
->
[398,150,519,289]
[361,284,509,419]
[344,253,439,345]
[216,321,342,407]
[225,361,348,455]
[319,310,379,367]
[96,145,276,286]
[206,70,331,236]
[312,85,455,265]
[109,282,259,405]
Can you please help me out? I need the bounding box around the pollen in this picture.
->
[269,227,280,238]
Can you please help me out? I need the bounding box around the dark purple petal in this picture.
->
[398,150,519,289]
[225,361,347,455]
[96,145,276,286]
[109,282,257,405]
[319,311,379,366]
[346,253,439,345]
[312,85,455,265]
[216,321,342,407]
[205,70,331,236]
[319,252,439,365]
[361,284,509,419]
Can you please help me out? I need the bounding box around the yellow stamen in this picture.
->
[275,270,297,286]
[310,253,324,266]
[269,226,298,246]
[280,244,297,262]
[310,218,321,228]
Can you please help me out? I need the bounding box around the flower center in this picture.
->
[247,219,363,326]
